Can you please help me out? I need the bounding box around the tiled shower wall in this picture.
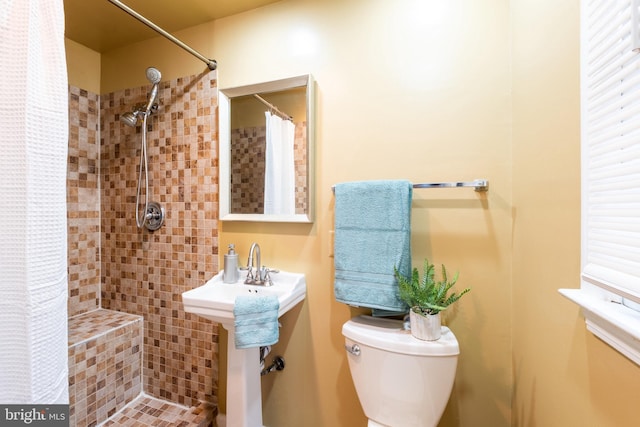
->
[66,69,220,409]
[100,70,219,407]
[68,86,101,317]
[230,122,307,214]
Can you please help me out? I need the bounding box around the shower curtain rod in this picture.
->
[106,0,217,70]
[253,94,293,121]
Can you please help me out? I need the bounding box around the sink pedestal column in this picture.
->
[223,325,265,427]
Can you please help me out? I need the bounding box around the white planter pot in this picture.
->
[410,310,441,341]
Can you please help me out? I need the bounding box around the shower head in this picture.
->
[120,111,139,127]
[121,68,162,124]
[146,67,162,85]
[144,67,162,113]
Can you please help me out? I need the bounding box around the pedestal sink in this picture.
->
[182,270,306,427]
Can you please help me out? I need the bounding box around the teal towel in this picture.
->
[334,180,412,315]
[233,295,280,349]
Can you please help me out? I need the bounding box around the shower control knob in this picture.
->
[144,201,165,231]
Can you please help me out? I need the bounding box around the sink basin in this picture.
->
[182,270,306,326]
[182,269,306,427]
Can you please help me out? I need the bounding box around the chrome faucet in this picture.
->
[244,242,275,286]
[246,242,261,283]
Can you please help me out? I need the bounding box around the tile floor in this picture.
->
[99,395,214,427]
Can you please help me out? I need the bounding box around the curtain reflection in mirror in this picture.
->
[264,112,296,215]
[229,121,307,215]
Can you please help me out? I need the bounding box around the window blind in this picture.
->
[582,0,640,303]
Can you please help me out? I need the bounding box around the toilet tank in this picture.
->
[342,316,459,427]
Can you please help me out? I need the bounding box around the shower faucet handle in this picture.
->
[143,201,164,231]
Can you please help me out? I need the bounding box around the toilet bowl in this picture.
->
[342,315,459,427]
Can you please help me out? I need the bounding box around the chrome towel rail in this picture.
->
[413,179,488,191]
[332,179,489,193]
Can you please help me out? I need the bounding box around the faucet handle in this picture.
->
[261,267,279,286]
[244,266,255,284]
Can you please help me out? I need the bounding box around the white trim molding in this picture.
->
[559,288,640,365]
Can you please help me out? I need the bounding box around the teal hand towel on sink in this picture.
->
[233,295,280,349]
[334,180,412,314]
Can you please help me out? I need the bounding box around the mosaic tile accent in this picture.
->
[68,309,143,427]
[294,121,308,214]
[100,70,219,408]
[230,122,307,214]
[230,127,266,213]
[68,85,101,317]
[101,395,214,427]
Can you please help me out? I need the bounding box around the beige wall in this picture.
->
[65,0,640,425]
[212,1,512,425]
[65,38,101,93]
[511,0,640,426]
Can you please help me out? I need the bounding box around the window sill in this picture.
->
[559,288,640,366]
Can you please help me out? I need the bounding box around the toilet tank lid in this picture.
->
[342,315,460,356]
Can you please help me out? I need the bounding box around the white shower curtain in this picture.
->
[0,0,69,404]
[264,112,296,215]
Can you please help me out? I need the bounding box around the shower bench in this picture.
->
[68,309,143,427]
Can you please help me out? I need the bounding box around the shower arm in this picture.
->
[106,0,217,71]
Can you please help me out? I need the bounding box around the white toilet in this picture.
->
[342,315,459,427]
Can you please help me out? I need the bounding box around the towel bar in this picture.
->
[331,179,489,193]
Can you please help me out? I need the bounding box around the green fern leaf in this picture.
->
[394,258,471,315]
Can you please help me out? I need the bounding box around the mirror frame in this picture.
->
[219,75,315,223]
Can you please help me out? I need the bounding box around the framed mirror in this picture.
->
[219,75,315,222]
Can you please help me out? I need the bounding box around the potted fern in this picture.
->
[394,258,470,341]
